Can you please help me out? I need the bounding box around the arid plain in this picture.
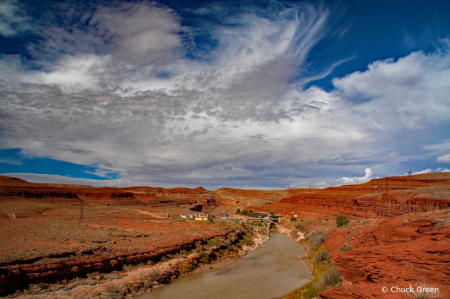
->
[1,173,449,298]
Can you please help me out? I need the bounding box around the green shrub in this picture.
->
[235,208,241,214]
[339,244,352,252]
[336,215,350,227]
[37,282,48,290]
[313,249,331,264]
[321,264,342,286]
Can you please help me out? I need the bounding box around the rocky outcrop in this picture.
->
[0,188,79,199]
[319,214,450,298]
[0,230,241,295]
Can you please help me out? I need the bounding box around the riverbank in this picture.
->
[7,226,268,299]
[280,211,450,299]
[137,231,310,299]
[189,230,269,276]
[272,219,341,299]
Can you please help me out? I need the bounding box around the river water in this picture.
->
[137,232,311,299]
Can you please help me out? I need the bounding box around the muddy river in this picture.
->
[137,232,311,299]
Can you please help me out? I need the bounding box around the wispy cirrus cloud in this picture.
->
[0,0,30,37]
[1,1,450,188]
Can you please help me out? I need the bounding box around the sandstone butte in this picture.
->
[0,172,449,298]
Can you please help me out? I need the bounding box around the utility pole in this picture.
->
[79,198,84,223]
[408,169,412,191]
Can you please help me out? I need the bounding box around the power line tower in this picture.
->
[408,169,412,191]
[79,197,85,223]
[378,179,381,194]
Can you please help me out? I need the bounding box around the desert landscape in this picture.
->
[0,172,449,298]
[1,1,450,297]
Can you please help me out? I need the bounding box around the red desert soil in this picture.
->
[1,173,450,298]
[0,176,239,295]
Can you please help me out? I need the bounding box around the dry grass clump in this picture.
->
[313,249,331,265]
[339,244,352,252]
[306,230,327,253]
[321,264,341,286]
[104,284,120,294]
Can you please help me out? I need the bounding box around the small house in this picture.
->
[195,213,210,221]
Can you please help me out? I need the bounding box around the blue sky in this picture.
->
[0,0,450,189]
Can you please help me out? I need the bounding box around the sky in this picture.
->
[1,0,450,189]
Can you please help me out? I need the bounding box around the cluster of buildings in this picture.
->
[179,212,232,221]
[180,212,210,221]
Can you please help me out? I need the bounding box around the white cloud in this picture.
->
[412,168,433,175]
[91,3,182,63]
[336,168,373,185]
[333,42,450,130]
[0,158,21,165]
[436,154,450,163]
[435,167,450,172]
